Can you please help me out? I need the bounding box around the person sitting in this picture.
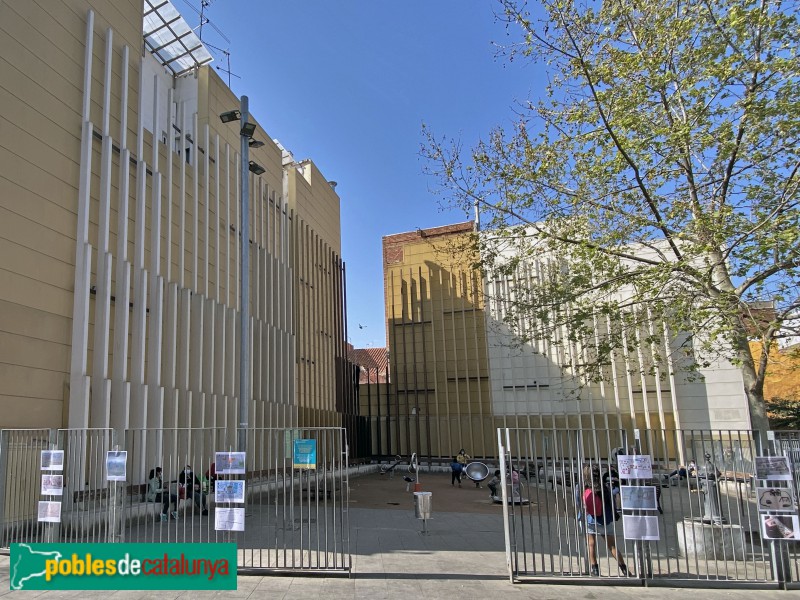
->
[662,460,697,485]
[178,464,209,515]
[146,467,178,521]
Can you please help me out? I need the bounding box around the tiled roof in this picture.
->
[349,347,390,384]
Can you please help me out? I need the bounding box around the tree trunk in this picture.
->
[732,329,770,439]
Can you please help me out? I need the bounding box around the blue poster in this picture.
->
[293,439,317,470]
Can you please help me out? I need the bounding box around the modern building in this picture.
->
[0,0,356,440]
[383,222,495,458]
[381,221,754,460]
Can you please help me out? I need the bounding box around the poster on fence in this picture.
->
[761,515,800,540]
[293,439,317,470]
[106,451,128,482]
[215,452,246,475]
[617,455,653,479]
[37,501,62,523]
[756,487,797,513]
[41,474,63,496]
[620,486,658,511]
[623,515,660,540]
[215,480,245,503]
[40,450,64,471]
[754,456,792,481]
[215,507,245,531]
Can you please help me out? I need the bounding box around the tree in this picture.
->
[766,397,800,429]
[423,0,800,434]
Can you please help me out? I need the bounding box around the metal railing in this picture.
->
[0,426,351,575]
[498,427,800,589]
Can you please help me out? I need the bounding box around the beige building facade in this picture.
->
[382,221,753,461]
[0,0,355,436]
[383,223,495,458]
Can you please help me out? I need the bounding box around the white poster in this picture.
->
[761,515,800,540]
[40,450,64,471]
[756,487,797,513]
[215,452,246,475]
[620,485,658,511]
[106,450,128,482]
[41,474,64,496]
[623,515,660,540]
[37,501,62,523]
[215,480,246,503]
[755,456,792,481]
[215,507,245,531]
[617,455,653,480]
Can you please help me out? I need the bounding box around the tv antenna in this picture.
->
[205,41,240,88]
[180,0,236,87]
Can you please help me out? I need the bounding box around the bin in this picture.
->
[413,491,432,520]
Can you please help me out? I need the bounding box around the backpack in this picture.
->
[585,484,617,524]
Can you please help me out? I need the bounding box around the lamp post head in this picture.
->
[248,161,266,175]
[240,122,257,138]
[219,109,241,123]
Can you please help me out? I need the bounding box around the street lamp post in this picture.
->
[220,97,264,454]
[238,95,250,454]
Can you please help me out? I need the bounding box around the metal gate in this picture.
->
[497,427,800,588]
[0,427,351,575]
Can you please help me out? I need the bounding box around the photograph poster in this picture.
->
[215,452,246,475]
[106,450,128,482]
[214,507,245,532]
[37,501,62,523]
[215,480,246,503]
[761,515,800,540]
[755,456,792,481]
[623,515,660,540]
[40,450,64,471]
[620,485,659,511]
[40,474,64,496]
[617,455,653,479]
[756,487,797,513]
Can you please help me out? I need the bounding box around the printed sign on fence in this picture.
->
[617,455,653,479]
[623,515,660,540]
[40,450,64,471]
[755,456,792,481]
[620,485,658,511]
[106,451,127,482]
[293,439,317,470]
[756,487,797,513]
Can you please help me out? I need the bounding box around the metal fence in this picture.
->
[0,427,351,575]
[497,427,800,589]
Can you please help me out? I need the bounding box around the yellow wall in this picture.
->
[0,0,350,434]
[383,223,495,457]
[0,0,145,427]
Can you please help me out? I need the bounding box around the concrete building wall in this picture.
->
[0,0,350,435]
[381,220,752,461]
[483,231,751,432]
[287,160,341,257]
[383,223,496,458]
[0,0,145,428]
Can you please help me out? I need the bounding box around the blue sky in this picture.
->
[194,0,539,348]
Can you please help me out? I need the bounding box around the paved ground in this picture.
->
[0,469,793,598]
